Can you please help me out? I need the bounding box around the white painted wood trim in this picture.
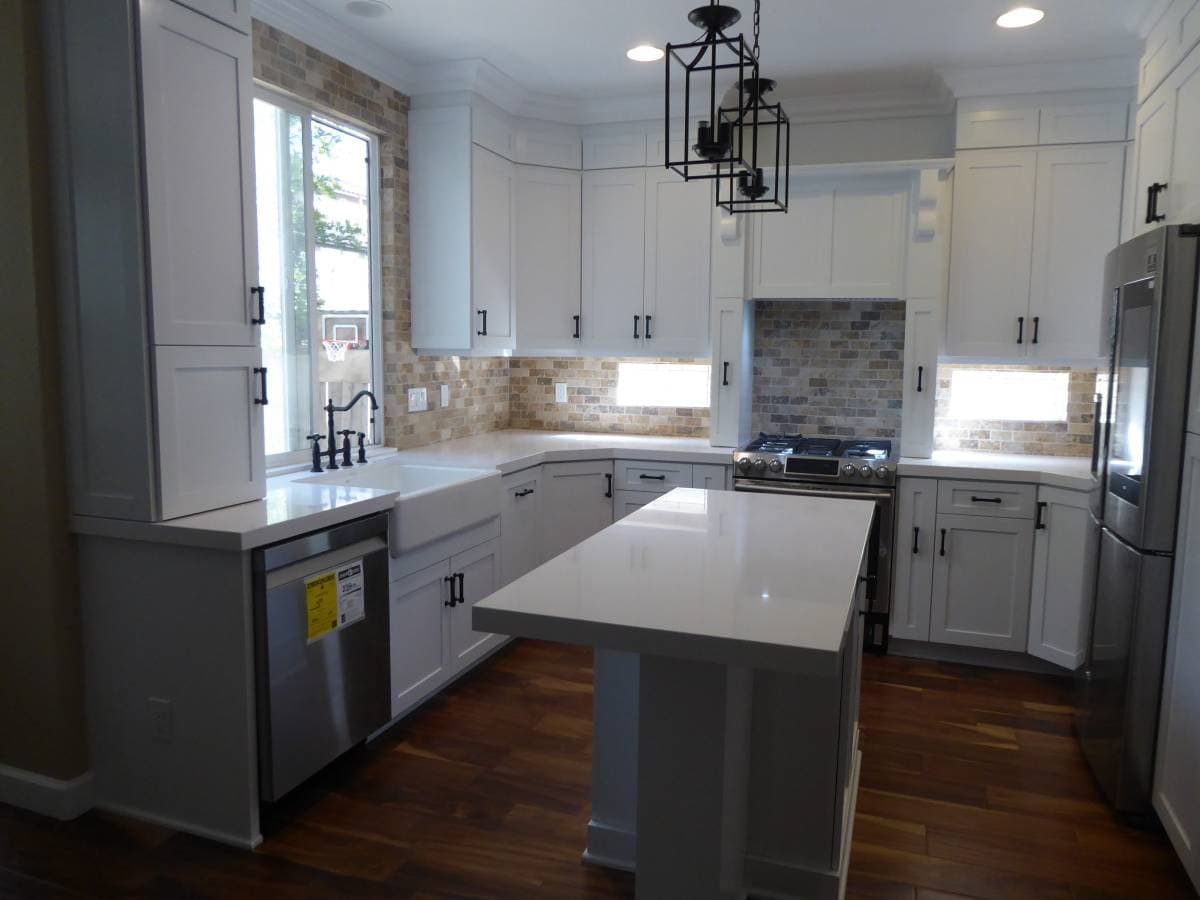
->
[96,801,262,849]
[0,764,93,821]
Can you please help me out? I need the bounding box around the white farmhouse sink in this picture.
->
[299,462,499,555]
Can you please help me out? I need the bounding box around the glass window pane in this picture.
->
[254,98,312,455]
[1110,279,1155,497]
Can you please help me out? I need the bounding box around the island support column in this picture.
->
[635,654,753,900]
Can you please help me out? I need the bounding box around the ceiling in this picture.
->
[291,0,1152,102]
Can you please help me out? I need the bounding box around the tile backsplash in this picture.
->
[752,300,906,440]
[509,358,710,437]
[934,364,1098,457]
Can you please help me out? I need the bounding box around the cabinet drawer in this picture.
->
[936,480,1036,519]
[613,459,692,494]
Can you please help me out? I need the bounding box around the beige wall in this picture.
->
[0,0,88,779]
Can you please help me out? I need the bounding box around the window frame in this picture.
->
[254,86,385,470]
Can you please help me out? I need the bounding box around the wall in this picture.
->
[0,0,88,780]
[933,364,1098,457]
[788,114,955,165]
[751,301,906,440]
[252,23,509,450]
[509,358,710,437]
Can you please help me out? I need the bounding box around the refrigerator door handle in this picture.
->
[1091,393,1103,476]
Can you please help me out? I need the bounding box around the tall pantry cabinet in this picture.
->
[46,0,265,521]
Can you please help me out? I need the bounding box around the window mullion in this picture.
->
[303,114,322,440]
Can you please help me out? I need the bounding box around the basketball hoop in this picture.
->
[322,339,351,362]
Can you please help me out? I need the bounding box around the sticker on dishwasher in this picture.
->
[305,558,365,644]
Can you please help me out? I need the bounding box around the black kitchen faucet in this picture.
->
[321,390,378,471]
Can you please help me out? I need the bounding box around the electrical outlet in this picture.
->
[149,697,173,743]
[407,387,427,412]
[555,383,568,403]
[440,384,449,408]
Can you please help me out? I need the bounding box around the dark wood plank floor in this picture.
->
[0,640,1194,898]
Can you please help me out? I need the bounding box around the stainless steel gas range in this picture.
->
[733,434,896,652]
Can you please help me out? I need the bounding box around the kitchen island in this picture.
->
[474,488,874,900]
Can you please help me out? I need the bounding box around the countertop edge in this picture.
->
[897,458,1092,491]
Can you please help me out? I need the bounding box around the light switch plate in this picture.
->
[440,384,449,408]
[555,383,568,403]
[408,387,427,412]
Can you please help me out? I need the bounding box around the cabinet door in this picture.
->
[1167,44,1200,226]
[946,149,1037,357]
[709,299,751,449]
[643,170,712,355]
[540,461,614,561]
[449,539,502,669]
[1029,145,1125,361]
[930,514,1034,651]
[692,464,730,491]
[613,490,656,520]
[154,346,265,519]
[471,145,515,349]
[891,478,937,641]
[1028,488,1097,669]
[389,560,452,718]
[139,0,257,347]
[515,165,581,351]
[1131,88,1176,236]
[500,468,542,587]
[1154,433,1200,891]
[828,181,908,298]
[900,299,940,458]
[582,168,645,353]
[169,0,250,32]
[752,188,834,298]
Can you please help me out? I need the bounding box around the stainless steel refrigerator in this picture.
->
[1078,225,1200,818]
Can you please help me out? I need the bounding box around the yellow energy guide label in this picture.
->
[304,558,365,644]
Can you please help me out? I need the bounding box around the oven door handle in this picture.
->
[734,483,888,502]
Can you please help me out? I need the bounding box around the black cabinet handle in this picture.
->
[970,496,1003,504]
[253,366,268,405]
[645,314,653,340]
[722,361,730,386]
[476,309,488,336]
[916,365,924,393]
[639,474,667,481]
[633,315,640,339]
[1147,182,1168,224]
[514,488,535,498]
[912,526,920,555]
[250,286,266,325]
[1031,316,1040,345]
[604,473,613,498]
[455,572,465,606]
[573,315,580,339]
[443,575,456,607]
[939,528,947,557]
[1017,316,1025,345]
[1036,501,1047,530]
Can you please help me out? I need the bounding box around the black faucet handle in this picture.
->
[337,429,355,439]
[306,433,324,442]
[305,434,324,473]
[356,431,368,464]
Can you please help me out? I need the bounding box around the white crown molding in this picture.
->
[938,55,1138,97]
[1133,0,1174,36]
[250,0,415,94]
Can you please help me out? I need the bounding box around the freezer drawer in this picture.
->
[255,514,391,802]
[1076,528,1173,816]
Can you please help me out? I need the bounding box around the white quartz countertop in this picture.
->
[897,450,1093,491]
[474,488,874,674]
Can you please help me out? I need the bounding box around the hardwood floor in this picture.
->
[0,640,1193,899]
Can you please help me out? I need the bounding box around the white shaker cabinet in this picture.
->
[1027,487,1097,669]
[470,145,516,350]
[709,299,753,449]
[891,478,937,642]
[170,0,251,32]
[643,169,712,356]
[929,513,1035,652]
[448,539,502,669]
[389,560,453,718]
[581,168,646,353]
[692,464,730,491]
[947,149,1038,356]
[515,166,581,351]
[540,461,614,560]
[1131,89,1176,236]
[500,468,543,586]
[613,490,655,520]
[1155,432,1200,893]
[140,0,259,347]
[1165,44,1200,228]
[900,299,940,459]
[153,346,265,519]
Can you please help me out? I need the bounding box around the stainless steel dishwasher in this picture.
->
[253,513,391,801]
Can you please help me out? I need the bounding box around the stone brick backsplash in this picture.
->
[509,358,711,437]
[253,23,508,449]
[751,301,905,440]
[934,364,1098,457]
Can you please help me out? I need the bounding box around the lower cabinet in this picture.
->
[540,460,614,559]
[500,468,542,586]
[613,489,656,519]
[448,539,502,668]
[1027,487,1097,669]
[890,477,937,641]
[692,463,731,491]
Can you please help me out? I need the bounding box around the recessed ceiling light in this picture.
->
[627,44,665,62]
[345,0,392,18]
[996,6,1045,28]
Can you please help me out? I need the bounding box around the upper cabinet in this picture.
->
[751,172,909,300]
[470,145,516,351]
[1138,0,1200,105]
[1132,40,1200,235]
[581,168,646,354]
[956,95,1129,150]
[515,165,582,352]
[169,0,250,32]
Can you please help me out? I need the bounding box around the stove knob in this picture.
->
[875,466,892,479]
[859,465,873,478]
[752,458,767,473]
[842,464,856,476]
[737,457,752,472]
[768,459,783,473]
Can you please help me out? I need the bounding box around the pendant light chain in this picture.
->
[753,0,761,60]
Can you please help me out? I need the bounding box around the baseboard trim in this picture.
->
[888,639,1066,675]
[95,801,262,849]
[0,763,93,820]
[583,818,636,872]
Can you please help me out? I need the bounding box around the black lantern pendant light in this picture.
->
[664,0,759,181]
